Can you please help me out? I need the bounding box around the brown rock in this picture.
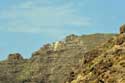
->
[120,24,125,34]
[115,34,125,45]
[83,49,102,64]
[8,53,23,61]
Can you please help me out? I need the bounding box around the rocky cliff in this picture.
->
[66,26,125,83]
[0,33,115,83]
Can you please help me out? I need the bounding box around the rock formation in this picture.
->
[0,33,115,83]
[8,53,23,61]
[65,25,125,83]
[120,24,125,34]
[115,25,125,45]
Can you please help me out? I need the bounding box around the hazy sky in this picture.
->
[0,0,125,60]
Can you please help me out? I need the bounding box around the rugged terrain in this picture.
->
[66,34,125,82]
[0,33,115,83]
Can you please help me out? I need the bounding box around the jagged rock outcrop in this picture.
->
[120,24,125,34]
[115,34,125,45]
[0,53,27,83]
[66,25,125,83]
[8,53,23,61]
[0,33,115,83]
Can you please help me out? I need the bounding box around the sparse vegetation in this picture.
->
[0,33,118,83]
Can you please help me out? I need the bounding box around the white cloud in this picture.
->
[0,0,92,34]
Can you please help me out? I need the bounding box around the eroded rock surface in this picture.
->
[66,25,125,83]
[0,33,115,83]
[8,53,23,61]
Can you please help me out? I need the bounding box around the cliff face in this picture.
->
[66,34,125,83]
[0,33,115,83]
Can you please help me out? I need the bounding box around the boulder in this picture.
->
[120,24,125,34]
[8,53,23,61]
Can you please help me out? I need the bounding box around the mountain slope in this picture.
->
[66,34,125,83]
[0,33,115,83]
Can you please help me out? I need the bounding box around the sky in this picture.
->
[0,0,125,60]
